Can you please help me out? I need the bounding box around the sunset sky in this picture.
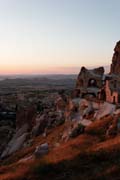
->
[0,0,120,74]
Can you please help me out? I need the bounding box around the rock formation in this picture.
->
[110,41,120,74]
[74,66,104,98]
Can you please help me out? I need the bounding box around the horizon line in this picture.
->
[0,65,110,76]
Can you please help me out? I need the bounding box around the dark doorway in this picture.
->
[88,79,97,87]
[100,89,106,101]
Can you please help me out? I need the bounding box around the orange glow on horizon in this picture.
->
[0,65,79,74]
[0,60,109,74]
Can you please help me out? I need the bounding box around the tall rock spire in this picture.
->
[110,41,120,74]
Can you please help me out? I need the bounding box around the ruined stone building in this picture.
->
[74,40,120,104]
[74,66,104,98]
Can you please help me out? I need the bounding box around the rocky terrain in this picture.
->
[1,42,120,179]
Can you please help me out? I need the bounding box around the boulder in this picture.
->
[34,143,49,158]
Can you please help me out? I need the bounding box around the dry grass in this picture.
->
[1,117,120,180]
[85,116,113,138]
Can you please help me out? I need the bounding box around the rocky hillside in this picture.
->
[1,113,120,180]
[0,84,120,179]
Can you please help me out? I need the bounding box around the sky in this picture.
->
[0,0,120,74]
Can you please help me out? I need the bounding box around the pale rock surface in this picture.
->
[8,133,29,155]
[114,109,120,115]
[82,102,93,117]
[1,132,29,158]
[34,143,49,157]
[18,155,33,163]
[80,119,92,126]
[13,123,29,139]
[94,102,116,119]
[1,123,29,158]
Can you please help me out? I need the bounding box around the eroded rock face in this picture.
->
[32,114,48,137]
[1,132,29,159]
[0,106,37,158]
[94,102,116,120]
[110,41,120,74]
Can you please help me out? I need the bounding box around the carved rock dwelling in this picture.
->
[74,41,120,104]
